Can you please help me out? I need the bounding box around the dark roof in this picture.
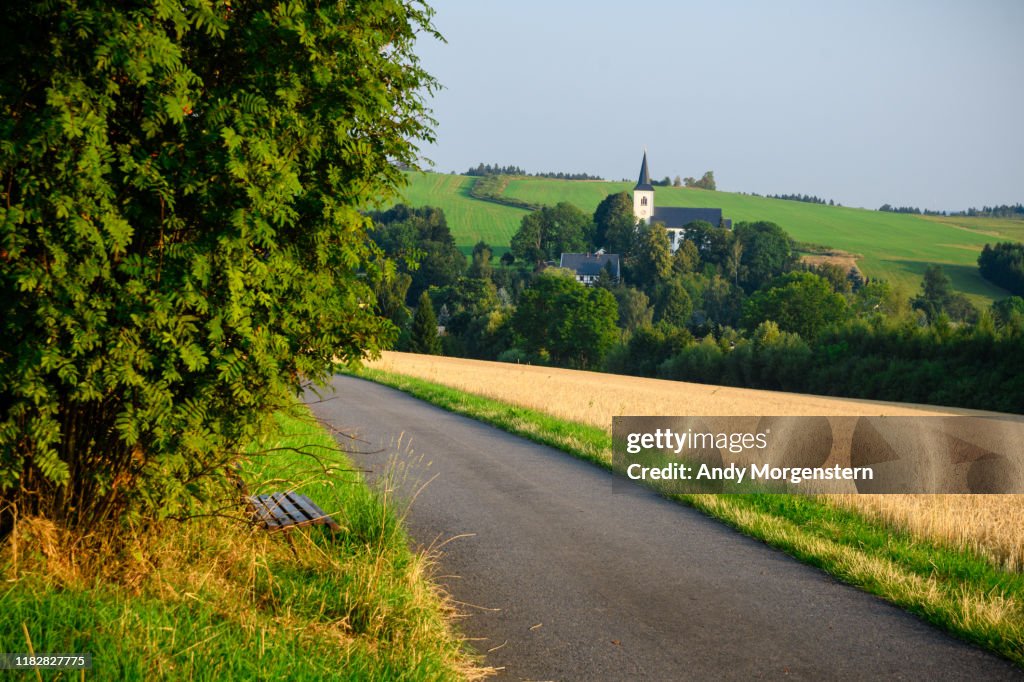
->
[652,206,724,228]
[635,151,654,191]
[559,252,620,277]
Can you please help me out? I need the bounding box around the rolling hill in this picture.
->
[389,172,527,256]
[394,172,1019,304]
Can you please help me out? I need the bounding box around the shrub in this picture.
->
[0,0,439,531]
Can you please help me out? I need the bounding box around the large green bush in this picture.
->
[0,0,439,530]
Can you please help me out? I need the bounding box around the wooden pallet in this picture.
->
[247,491,341,532]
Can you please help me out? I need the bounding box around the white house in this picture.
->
[559,252,620,286]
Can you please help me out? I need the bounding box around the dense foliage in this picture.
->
[512,271,618,369]
[0,0,439,529]
[683,171,716,190]
[368,204,466,301]
[978,242,1024,296]
[510,202,592,263]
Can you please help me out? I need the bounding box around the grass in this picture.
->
[353,364,1024,669]
[922,214,1024,242]
[389,173,528,256]
[398,171,1020,305]
[0,406,483,681]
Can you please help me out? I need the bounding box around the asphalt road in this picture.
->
[308,375,1021,681]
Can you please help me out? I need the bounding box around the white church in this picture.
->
[632,151,731,252]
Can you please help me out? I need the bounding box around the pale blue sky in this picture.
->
[414,0,1023,211]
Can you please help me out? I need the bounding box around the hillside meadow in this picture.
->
[368,351,1024,574]
[390,172,527,256]
[396,172,1020,304]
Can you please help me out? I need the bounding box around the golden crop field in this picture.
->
[368,352,1024,571]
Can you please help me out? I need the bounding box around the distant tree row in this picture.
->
[770,193,833,205]
[954,204,1024,218]
[464,163,603,180]
[879,203,1024,218]
[878,204,940,215]
[978,242,1024,296]
[644,171,716,189]
[684,171,716,190]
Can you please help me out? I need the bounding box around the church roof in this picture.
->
[652,206,724,229]
[634,151,654,191]
[560,252,620,278]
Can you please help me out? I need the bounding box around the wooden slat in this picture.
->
[287,492,342,531]
[248,494,287,529]
[270,492,313,526]
[246,491,339,532]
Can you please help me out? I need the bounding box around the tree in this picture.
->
[617,323,694,377]
[370,205,465,302]
[408,291,442,355]
[632,222,673,290]
[512,272,618,368]
[684,171,716,190]
[431,277,501,358]
[912,264,976,323]
[683,220,733,267]
[992,296,1024,329]
[593,192,636,253]
[742,272,848,339]
[612,286,654,333]
[654,278,693,327]
[374,271,413,332]
[733,221,793,292]
[510,202,591,263]
[978,242,1024,295]
[0,0,439,530]
[672,240,700,275]
[468,240,494,280]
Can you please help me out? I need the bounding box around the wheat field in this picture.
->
[367,352,1024,572]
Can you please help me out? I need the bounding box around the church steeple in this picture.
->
[635,150,654,191]
[633,150,655,223]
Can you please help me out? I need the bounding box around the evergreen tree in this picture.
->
[409,290,442,355]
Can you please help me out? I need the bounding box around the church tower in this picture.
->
[633,151,655,223]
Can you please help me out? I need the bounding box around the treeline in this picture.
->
[879,203,1024,218]
[978,242,1024,296]
[369,198,1024,414]
[465,163,603,180]
[956,204,1024,218]
[745,191,842,206]
[879,204,945,215]
[768,193,833,205]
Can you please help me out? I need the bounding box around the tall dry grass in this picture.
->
[369,352,1024,572]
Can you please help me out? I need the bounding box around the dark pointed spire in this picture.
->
[635,150,654,191]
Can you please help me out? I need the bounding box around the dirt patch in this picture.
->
[799,251,860,275]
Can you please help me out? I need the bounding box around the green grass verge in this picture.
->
[0,405,478,681]
[356,366,1024,668]
[398,171,1018,305]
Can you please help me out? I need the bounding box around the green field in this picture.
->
[390,173,528,256]
[397,172,1021,304]
[923,215,1024,242]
